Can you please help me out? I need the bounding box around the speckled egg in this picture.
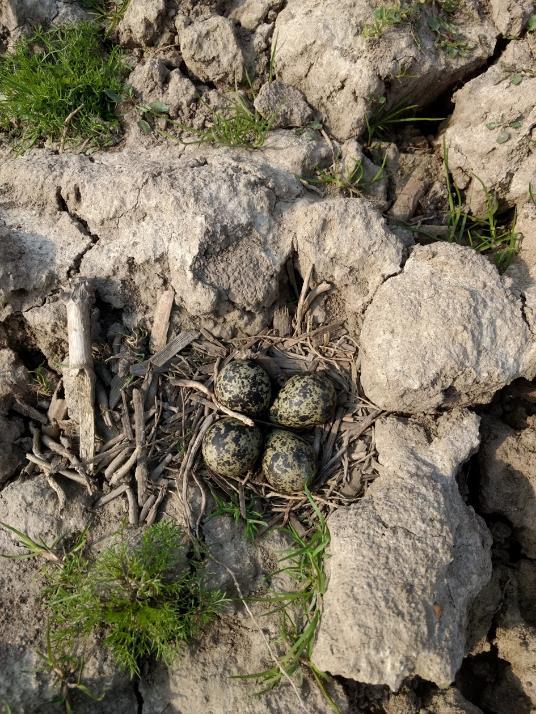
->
[215,360,272,416]
[202,417,263,478]
[262,429,316,494]
[269,373,336,428]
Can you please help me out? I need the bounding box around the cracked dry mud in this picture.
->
[1,1,536,713]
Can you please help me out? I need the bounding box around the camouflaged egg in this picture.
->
[202,417,262,478]
[215,360,272,416]
[269,373,336,428]
[262,429,316,494]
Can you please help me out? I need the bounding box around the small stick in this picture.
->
[94,483,129,508]
[149,453,173,481]
[130,331,199,376]
[46,475,67,512]
[57,468,91,489]
[238,483,247,521]
[173,379,254,427]
[133,388,148,506]
[341,409,383,439]
[109,448,139,486]
[95,379,113,428]
[103,447,132,480]
[29,423,45,460]
[47,380,67,422]
[97,432,127,452]
[302,282,332,315]
[294,263,314,335]
[214,399,255,427]
[125,487,139,526]
[149,289,175,354]
[13,399,48,425]
[145,485,167,526]
[26,453,54,471]
[121,390,134,442]
[177,414,214,531]
[192,472,207,537]
[64,279,95,466]
[139,494,156,523]
[92,443,128,471]
[59,104,83,152]
[41,434,81,467]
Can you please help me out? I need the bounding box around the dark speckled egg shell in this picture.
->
[215,360,272,416]
[262,429,316,494]
[202,418,263,478]
[269,373,336,428]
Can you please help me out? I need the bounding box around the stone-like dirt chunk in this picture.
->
[312,410,492,690]
[479,416,536,558]
[274,0,497,140]
[360,243,531,413]
[443,34,536,214]
[179,15,246,85]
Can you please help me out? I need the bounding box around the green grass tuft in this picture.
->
[177,93,273,149]
[442,141,519,270]
[308,153,386,198]
[44,520,228,679]
[79,0,130,33]
[407,139,519,271]
[209,493,268,542]
[241,491,339,711]
[362,0,468,56]
[0,22,129,150]
[37,627,104,714]
[365,97,443,144]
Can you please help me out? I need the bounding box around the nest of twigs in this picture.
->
[18,274,382,535]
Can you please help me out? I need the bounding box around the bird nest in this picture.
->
[19,276,382,534]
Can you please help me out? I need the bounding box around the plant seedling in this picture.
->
[209,493,268,541]
[365,97,442,144]
[79,0,130,33]
[37,627,103,714]
[45,520,228,678]
[177,93,273,149]
[406,139,519,270]
[308,153,387,198]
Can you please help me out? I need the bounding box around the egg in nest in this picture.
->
[215,360,272,416]
[270,373,336,428]
[202,417,263,478]
[262,429,316,494]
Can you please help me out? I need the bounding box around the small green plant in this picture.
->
[178,93,273,149]
[210,493,268,541]
[421,139,519,270]
[137,99,170,134]
[37,628,103,714]
[242,492,338,711]
[362,0,468,56]
[428,12,468,57]
[308,153,386,198]
[30,364,55,397]
[45,520,228,678]
[485,114,524,144]
[362,1,421,38]
[79,0,130,33]
[365,97,441,143]
[0,522,62,562]
[0,22,128,150]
